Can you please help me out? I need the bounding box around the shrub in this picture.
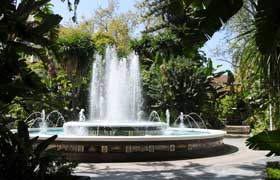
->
[266,162,280,179]
[0,121,77,180]
[218,94,248,125]
[142,56,222,127]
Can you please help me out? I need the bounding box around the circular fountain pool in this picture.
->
[29,126,226,162]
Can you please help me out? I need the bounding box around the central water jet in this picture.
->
[63,47,167,136]
[89,47,142,122]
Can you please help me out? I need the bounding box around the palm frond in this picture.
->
[246,130,280,156]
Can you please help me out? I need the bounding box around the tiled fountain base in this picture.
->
[45,137,224,162]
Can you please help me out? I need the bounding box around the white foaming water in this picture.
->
[39,109,47,134]
[179,112,185,128]
[129,53,142,120]
[89,47,142,122]
[79,109,86,122]
[89,54,103,120]
[166,109,170,127]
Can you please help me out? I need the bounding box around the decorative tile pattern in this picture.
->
[148,145,155,152]
[125,145,132,153]
[155,145,169,152]
[88,145,97,152]
[176,144,188,151]
[77,145,84,152]
[101,145,108,153]
[39,137,224,156]
[170,144,175,152]
[110,145,123,152]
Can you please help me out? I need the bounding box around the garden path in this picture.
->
[75,138,279,179]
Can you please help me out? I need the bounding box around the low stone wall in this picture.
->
[45,137,224,162]
[224,125,250,134]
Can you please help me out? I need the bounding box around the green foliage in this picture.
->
[106,17,132,57]
[266,167,280,179]
[131,33,183,60]
[0,0,82,124]
[242,78,271,133]
[142,55,222,127]
[230,0,280,129]
[246,130,280,157]
[0,1,56,98]
[132,1,244,128]
[0,57,48,104]
[57,31,95,115]
[266,162,280,179]
[57,31,95,80]
[218,95,238,119]
[69,0,138,57]
[57,32,95,72]
[255,1,280,55]
[0,67,77,125]
[135,0,243,58]
[217,94,247,125]
[92,32,115,56]
[0,121,77,179]
[253,0,280,129]
[0,0,64,124]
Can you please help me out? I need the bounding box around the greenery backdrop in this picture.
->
[2,0,280,178]
[0,0,244,129]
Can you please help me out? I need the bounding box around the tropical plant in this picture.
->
[57,31,95,115]
[0,121,77,180]
[0,0,62,105]
[246,130,280,157]
[241,0,280,142]
[142,54,223,127]
[0,0,80,123]
[242,76,270,134]
[134,0,243,59]
[230,0,280,129]
[0,0,63,125]
[217,94,248,125]
[253,0,280,128]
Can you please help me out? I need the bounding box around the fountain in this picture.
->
[173,112,208,129]
[25,110,64,128]
[63,47,166,136]
[166,109,170,127]
[40,110,47,134]
[79,109,86,122]
[25,47,226,162]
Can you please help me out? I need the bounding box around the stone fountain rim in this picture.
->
[26,127,226,142]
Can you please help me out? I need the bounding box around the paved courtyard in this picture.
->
[75,138,277,179]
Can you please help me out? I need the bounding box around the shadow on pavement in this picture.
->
[76,162,265,180]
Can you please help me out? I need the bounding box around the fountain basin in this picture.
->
[28,128,226,162]
[63,121,167,128]
[63,121,167,136]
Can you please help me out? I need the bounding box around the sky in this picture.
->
[51,0,232,72]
